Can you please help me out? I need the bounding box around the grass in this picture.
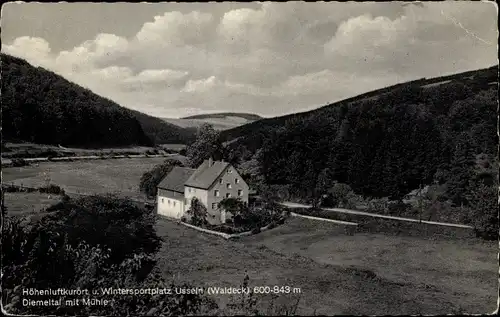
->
[155,216,497,315]
[3,192,62,216]
[3,142,177,159]
[3,159,497,315]
[291,207,476,239]
[2,158,169,200]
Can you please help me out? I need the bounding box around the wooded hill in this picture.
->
[1,54,195,147]
[223,65,498,201]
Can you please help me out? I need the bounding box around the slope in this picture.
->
[222,65,498,200]
[1,54,195,147]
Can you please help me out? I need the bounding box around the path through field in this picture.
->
[281,202,474,228]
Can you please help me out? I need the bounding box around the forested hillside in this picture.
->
[224,66,498,202]
[1,54,195,147]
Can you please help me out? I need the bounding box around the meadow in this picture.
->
[3,158,497,315]
[2,158,170,200]
[155,216,497,315]
[3,192,61,216]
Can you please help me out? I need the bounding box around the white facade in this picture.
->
[184,186,209,214]
[157,189,185,219]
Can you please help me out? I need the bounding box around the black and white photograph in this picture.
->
[1,1,498,315]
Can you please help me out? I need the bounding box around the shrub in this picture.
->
[251,227,261,234]
[2,212,216,316]
[38,184,65,195]
[186,197,208,227]
[11,158,29,167]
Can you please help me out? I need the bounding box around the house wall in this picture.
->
[157,189,185,219]
[184,186,209,220]
[206,165,250,225]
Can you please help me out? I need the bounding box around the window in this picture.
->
[167,199,170,205]
[212,203,217,209]
[238,190,243,197]
[226,183,232,189]
[214,190,220,197]
[227,169,232,174]
[219,179,223,184]
[225,193,231,198]
[188,187,191,193]
[162,198,164,203]
[173,201,176,207]
[235,178,239,184]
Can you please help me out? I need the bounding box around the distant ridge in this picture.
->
[182,112,263,121]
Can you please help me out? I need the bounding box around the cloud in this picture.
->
[2,36,53,67]
[136,11,214,46]
[324,14,409,57]
[181,76,219,93]
[2,2,497,118]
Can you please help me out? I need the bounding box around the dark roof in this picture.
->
[184,160,230,189]
[157,166,195,192]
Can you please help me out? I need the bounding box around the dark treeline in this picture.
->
[1,54,195,147]
[224,66,498,202]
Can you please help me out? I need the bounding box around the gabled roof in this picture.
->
[184,160,230,189]
[157,166,196,192]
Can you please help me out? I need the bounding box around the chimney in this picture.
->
[208,157,213,166]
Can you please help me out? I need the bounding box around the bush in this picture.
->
[1,195,194,316]
[11,158,29,167]
[251,227,261,234]
[187,197,208,227]
[38,184,65,195]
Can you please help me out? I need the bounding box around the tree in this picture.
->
[466,180,498,240]
[446,133,476,206]
[313,168,332,208]
[186,124,225,168]
[139,159,183,198]
[218,198,248,217]
[186,197,208,226]
[325,182,359,209]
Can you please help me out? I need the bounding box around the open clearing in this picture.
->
[2,158,170,200]
[155,216,497,315]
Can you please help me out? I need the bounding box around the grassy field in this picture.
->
[4,192,61,216]
[155,216,497,315]
[2,158,171,200]
[2,142,169,159]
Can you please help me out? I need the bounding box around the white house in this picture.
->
[157,158,249,225]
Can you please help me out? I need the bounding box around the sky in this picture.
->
[2,1,498,118]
